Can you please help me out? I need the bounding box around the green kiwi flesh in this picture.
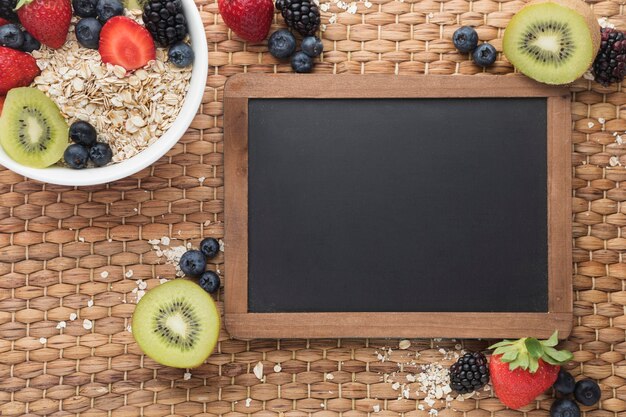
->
[0,87,69,168]
[132,279,220,368]
[503,1,599,84]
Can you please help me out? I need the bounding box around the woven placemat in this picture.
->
[1,0,625,415]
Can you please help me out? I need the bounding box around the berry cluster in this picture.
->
[550,370,601,417]
[592,27,626,86]
[179,238,222,294]
[452,26,497,68]
[268,29,322,73]
[64,121,113,168]
[275,0,320,37]
[449,352,490,394]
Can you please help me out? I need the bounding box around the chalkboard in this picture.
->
[248,97,548,313]
[224,74,573,339]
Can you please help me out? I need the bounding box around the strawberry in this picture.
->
[488,331,573,410]
[0,17,9,26]
[218,0,274,42]
[0,46,40,95]
[99,16,156,72]
[0,95,5,115]
[15,0,71,49]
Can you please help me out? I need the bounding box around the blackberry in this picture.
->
[449,352,490,394]
[0,0,18,22]
[275,0,320,37]
[592,28,626,86]
[143,0,187,47]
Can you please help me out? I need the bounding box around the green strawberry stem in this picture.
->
[488,331,573,373]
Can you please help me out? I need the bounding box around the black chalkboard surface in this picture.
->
[248,98,548,313]
[224,74,573,339]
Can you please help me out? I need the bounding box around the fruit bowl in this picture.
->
[0,0,207,186]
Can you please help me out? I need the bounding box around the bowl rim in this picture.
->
[0,0,208,186]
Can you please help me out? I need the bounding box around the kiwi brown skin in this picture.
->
[526,0,600,56]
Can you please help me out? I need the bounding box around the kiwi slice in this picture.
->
[503,0,600,85]
[132,279,220,368]
[0,87,69,168]
[123,0,148,11]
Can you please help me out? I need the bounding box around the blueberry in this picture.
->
[0,24,24,49]
[64,144,90,169]
[301,36,323,57]
[168,42,194,68]
[75,18,102,49]
[73,0,98,17]
[452,26,478,53]
[69,121,98,147]
[291,51,313,73]
[96,0,123,23]
[19,31,40,52]
[200,237,220,259]
[179,250,207,276]
[268,29,296,59]
[550,399,580,417]
[574,379,601,406]
[553,369,576,395]
[472,43,497,67]
[198,270,220,294]
[89,142,113,167]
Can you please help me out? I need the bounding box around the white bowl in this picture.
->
[0,0,208,186]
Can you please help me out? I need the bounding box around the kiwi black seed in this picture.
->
[153,298,200,351]
[132,279,220,368]
[518,20,575,65]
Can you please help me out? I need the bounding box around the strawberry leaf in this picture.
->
[544,346,573,364]
[501,349,519,362]
[489,340,515,349]
[528,356,539,373]
[511,352,529,370]
[493,345,518,356]
[525,338,543,359]
[541,353,563,366]
[541,331,559,347]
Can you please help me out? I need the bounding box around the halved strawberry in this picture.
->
[99,16,156,72]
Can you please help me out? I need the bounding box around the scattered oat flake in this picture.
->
[136,290,145,301]
[219,239,225,252]
[253,362,264,380]
[39,337,47,344]
[78,236,85,242]
[588,122,595,128]
[598,117,606,124]
[198,176,205,184]
[87,300,94,307]
[161,236,170,246]
[399,339,411,349]
[274,364,282,372]
[183,372,192,380]
[406,374,416,382]
[56,321,66,329]
[83,319,93,330]
[373,404,380,413]
[454,344,462,350]
[598,17,615,29]
[245,398,252,407]
[159,278,168,284]
[418,404,425,410]
[69,313,77,321]
[126,325,132,332]
[326,373,334,380]
[100,271,109,278]
[125,270,134,278]
[392,382,401,390]
[610,156,620,166]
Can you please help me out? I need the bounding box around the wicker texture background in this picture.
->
[1,0,625,415]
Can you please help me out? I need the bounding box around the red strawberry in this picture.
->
[218,0,274,42]
[0,17,10,26]
[488,331,573,410]
[99,16,156,71]
[15,0,71,49]
[0,46,40,95]
[0,95,5,115]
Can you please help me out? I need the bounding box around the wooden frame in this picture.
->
[224,74,572,340]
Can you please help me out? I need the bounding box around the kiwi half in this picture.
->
[503,0,600,85]
[0,87,69,168]
[132,279,220,368]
